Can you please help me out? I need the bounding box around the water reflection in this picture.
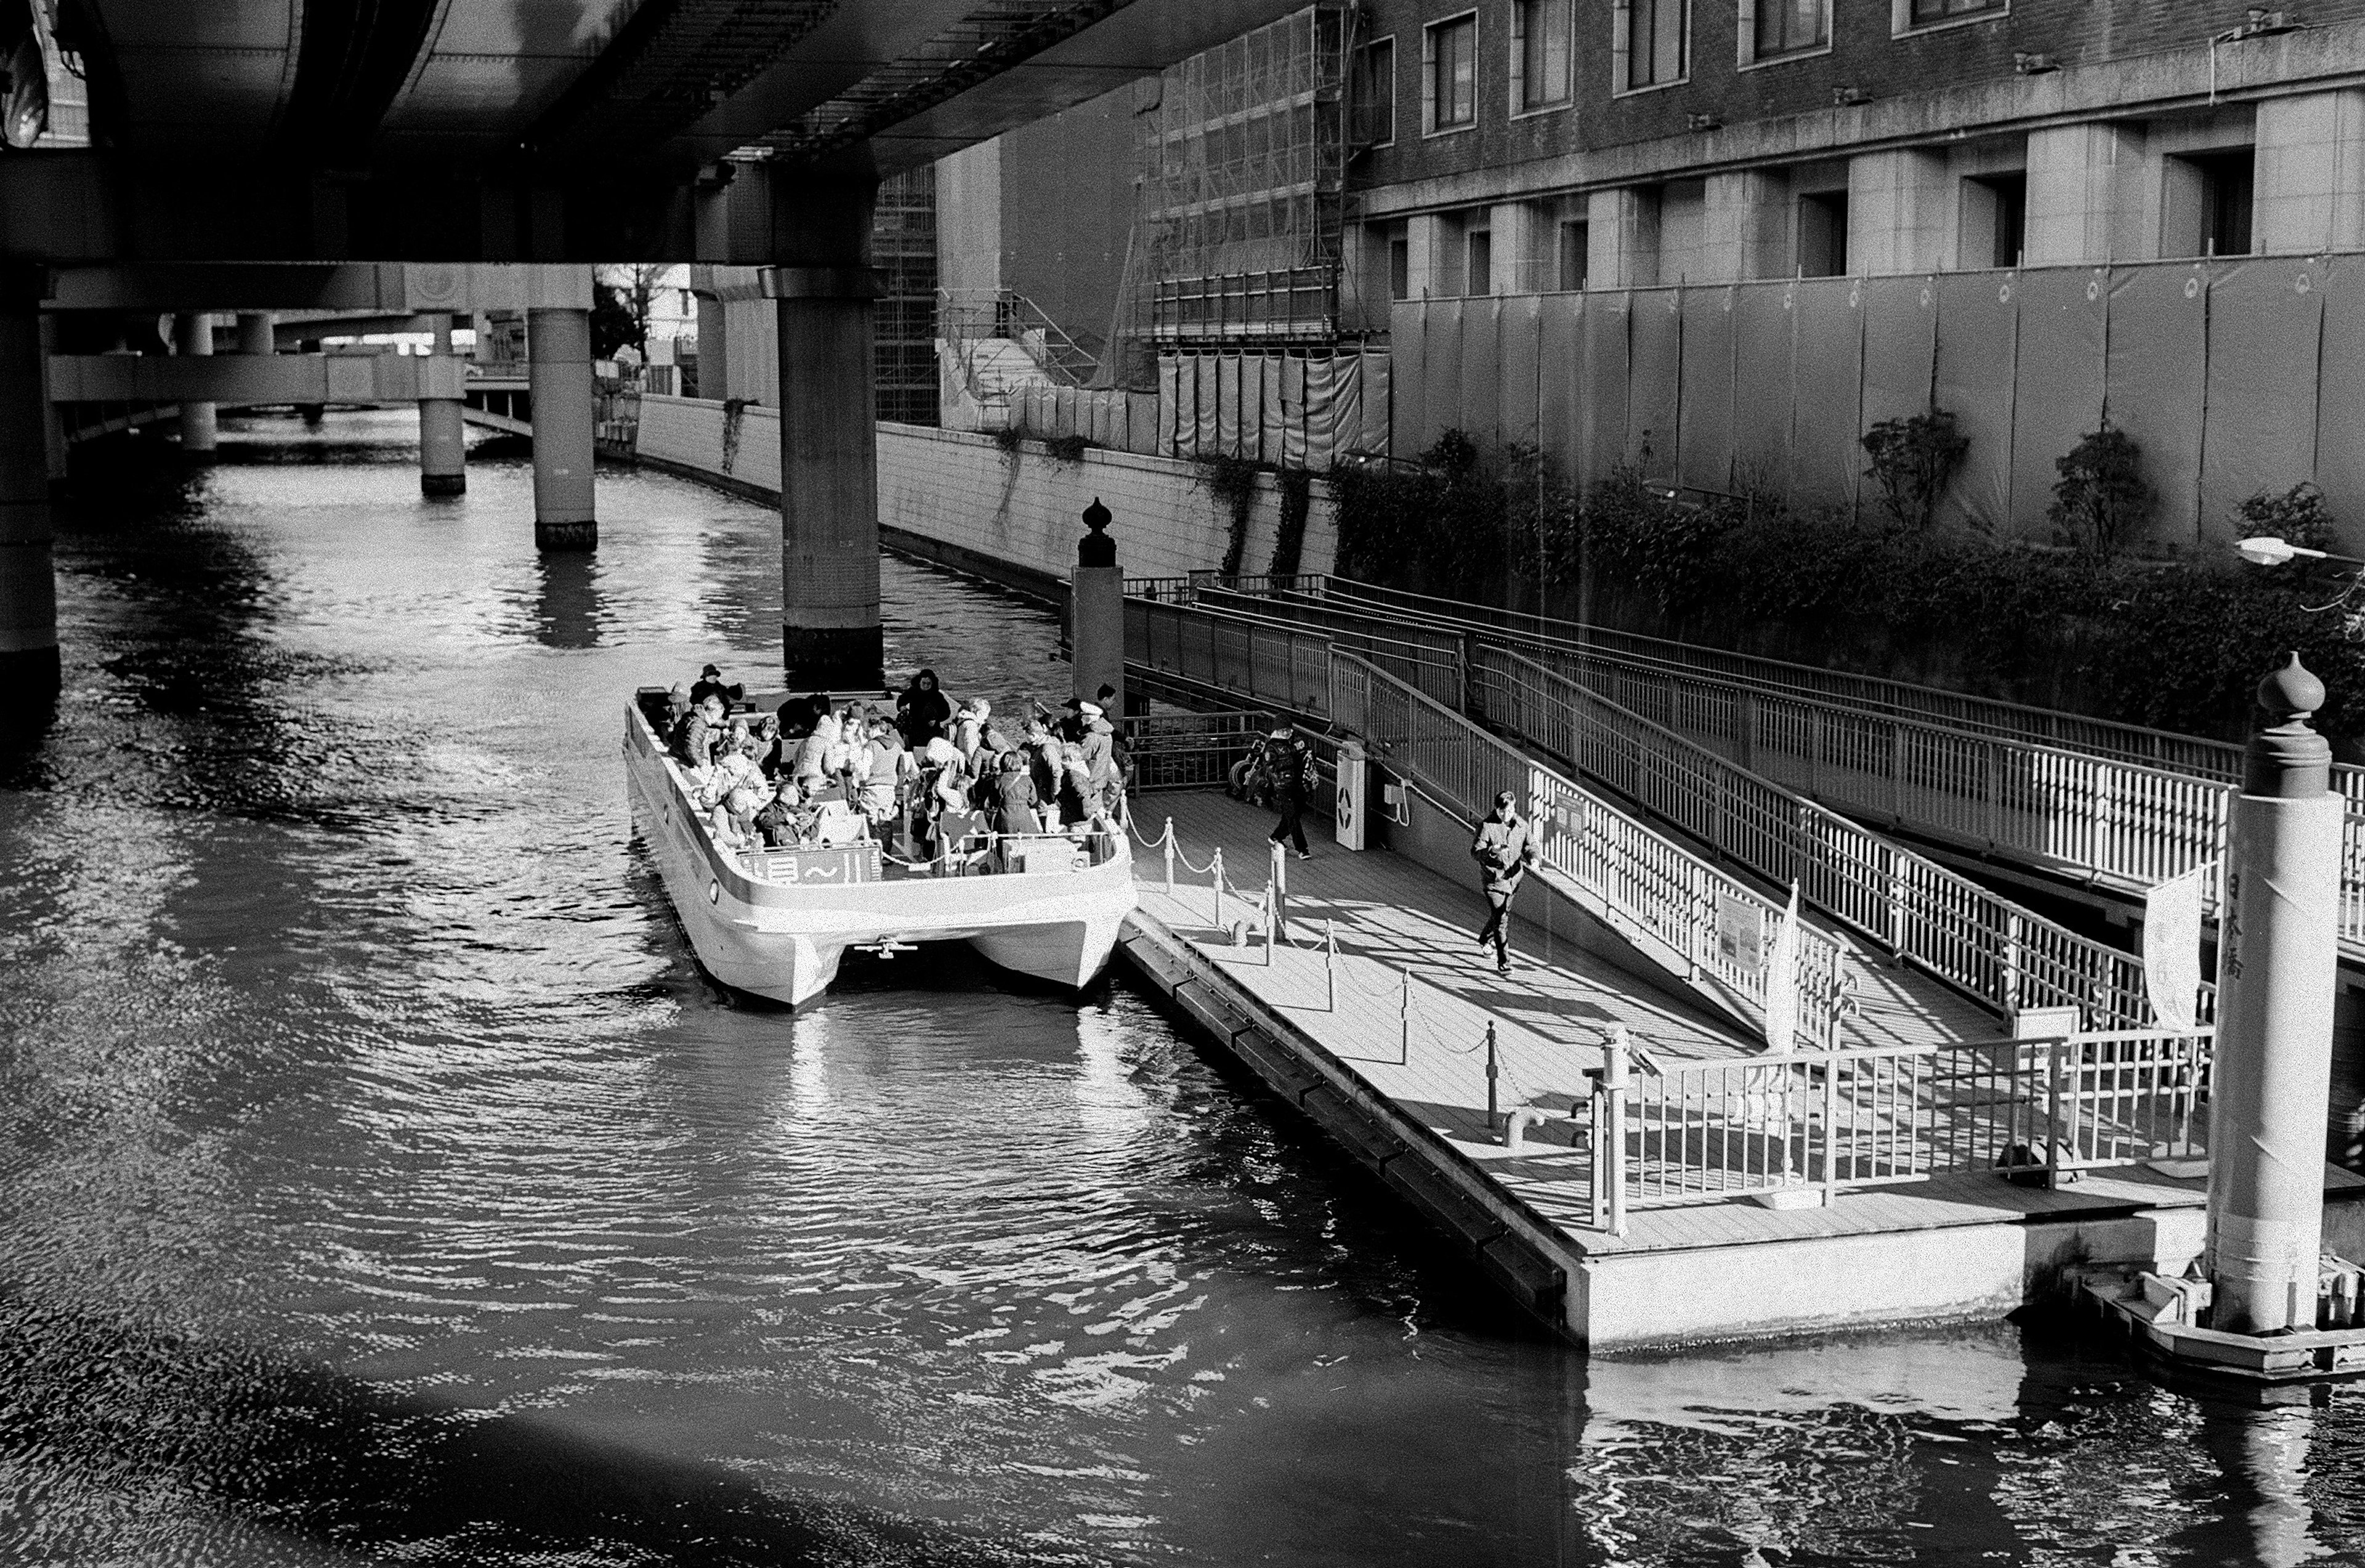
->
[533,548,603,650]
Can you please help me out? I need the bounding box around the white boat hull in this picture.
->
[625,704,1135,1006]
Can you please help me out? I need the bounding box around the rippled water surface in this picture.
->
[6,411,2365,1566]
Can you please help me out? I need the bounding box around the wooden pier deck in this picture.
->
[1115,791,2363,1348]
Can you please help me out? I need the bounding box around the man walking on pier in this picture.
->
[1265,725,1316,860]
[1471,791,1537,975]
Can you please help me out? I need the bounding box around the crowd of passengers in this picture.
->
[661,664,1129,859]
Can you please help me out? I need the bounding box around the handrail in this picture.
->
[1126,595,1464,715]
[1603,1025,2212,1212]
[934,287,1098,389]
[1470,646,2207,1032]
[1328,651,1853,1051]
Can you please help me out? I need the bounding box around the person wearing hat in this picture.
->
[1471,790,1540,976]
[689,664,729,712]
[1264,725,1315,860]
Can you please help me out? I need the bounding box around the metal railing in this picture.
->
[936,287,1099,390]
[1329,653,1852,1051]
[1602,1028,2210,1215]
[1126,596,1463,716]
[1471,647,2204,1032]
[1122,708,1273,792]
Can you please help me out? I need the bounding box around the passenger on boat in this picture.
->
[859,720,908,820]
[952,700,989,758]
[793,711,839,790]
[665,684,691,727]
[710,783,762,849]
[993,750,1040,835]
[1022,717,1062,802]
[673,693,729,770]
[690,664,744,713]
[754,777,819,848]
[895,669,953,750]
[1077,702,1114,770]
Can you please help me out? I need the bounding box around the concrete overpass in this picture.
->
[1,0,1303,706]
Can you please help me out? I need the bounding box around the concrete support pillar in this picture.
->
[1402,214,1443,299]
[418,313,466,497]
[0,270,58,708]
[1848,149,1952,277]
[1490,201,1557,294]
[693,290,727,402]
[235,312,273,357]
[1070,498,1123,711]
[174,311,216,457]
[1698,171,1789,282]
[2205,658,2345,1335]
[2024,123,2147,265]
[1587,187,1661,288]
[38,312,65,490]
[2254,90,2365,256]
[767,168,883,690]
[526,277,596,550]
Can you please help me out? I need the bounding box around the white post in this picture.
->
[1163,818,1175,892]
[1399,968,1412,1065]
[1263,880,1276,964]
[1212,847,1226,930]
[1324,918,1336,1011]
[1603,1024,1630,1237]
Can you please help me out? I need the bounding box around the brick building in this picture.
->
[1347,1,2365,309]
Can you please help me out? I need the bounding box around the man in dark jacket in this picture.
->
[1265,727,1315,859]
[1471,790,1538,975]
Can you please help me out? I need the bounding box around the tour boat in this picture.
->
[623,689,1137,1006]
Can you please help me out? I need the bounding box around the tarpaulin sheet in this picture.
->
[1327,353,1365,471]
[1790,277,1864,510]
[1260,355,1287,466]
[2201,258,2324,536]
[1579,291,1630,494]
[1498,293,1543,449]
[1425,299,1466,459]
[1676,285,1735,492]
[2103,262,2207,538]
[1538,293,1582,482]
[1627,286,1684,477]
[1932,272,2018,533]
[1216,355,1244,456]
[1282,354,1311,470]
[2314,255,2365,530]
[1460,297,1502,450]
[1158,356,1182,456]
[1859,273,1936,432]
[1729,281,1793,493]
[1195,355,1221,455]
[1389,301,1428,462]
[1360,348,1392,461]
[2008,269,2106,535]
[1131,391,1160,455]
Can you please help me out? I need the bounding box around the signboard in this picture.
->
[752,846,880,885]
[1715,891,1765,972]
[1334,745,1368,851]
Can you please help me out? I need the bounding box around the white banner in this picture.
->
[1763,883,1803,1051]
[2144,862,2211,1032]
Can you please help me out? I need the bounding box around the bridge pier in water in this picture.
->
[0,269,57,707]
[769,172,883,691]
[418,313,466,497]
[527,270,596,551]
[173,311,216,459]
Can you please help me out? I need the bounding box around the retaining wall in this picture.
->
[632,395,1341,596]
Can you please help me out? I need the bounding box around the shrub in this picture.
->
[1194,452,1264,578]
[1041,433,1094,464]
[1861,409,1967,533]
[2048,423,2153,558]
[1269,467,1314,578]
[2235,482,2338,556]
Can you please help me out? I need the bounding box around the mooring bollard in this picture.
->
[1485,1021,1499,1131]
[1324,918,1336,1012]
[1163,818,1175,892]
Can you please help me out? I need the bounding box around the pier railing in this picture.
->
[1595,1027,2211,1219]
[1328,652,1852,1051]
[1469,647,2201,1032]
[1126,596,1464,716]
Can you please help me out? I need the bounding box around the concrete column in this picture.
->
[2024,123,2147,265]
[174,311,216,457]
[1848,149,1952,277]
[1587,187,1661,288]
[38,312,65,490]
[418,313,466,497]
[2254,90,2365,256]
[771,270,881,689]
[1402,214,1443,299]
[1698,171,1789,282]
[1489,202,1553,294]
[0,270,58,708]
[526,276,596,549]
[2205,658,2345,1336]
[693,290,727,402]
[1070,498,1123,711]
[235,312,273,356]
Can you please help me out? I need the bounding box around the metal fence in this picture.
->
[1123,708,1272,792]
[1471,647,2204,1032]
[1328,652,1852,1051]
[1608,1028,2210,1213]
[1126,596,1463,716]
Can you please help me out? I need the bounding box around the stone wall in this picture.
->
[633,395,1341,596]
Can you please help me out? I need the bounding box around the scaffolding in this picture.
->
[1133,3,1351,347]
[873,165,939,426]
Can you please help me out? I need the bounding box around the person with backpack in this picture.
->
[1264,726,1316,860]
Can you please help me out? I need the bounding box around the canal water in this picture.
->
[3,409,2363,1566]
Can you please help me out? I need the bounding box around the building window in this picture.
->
[1514,0,1572,111]
[1618,0,1688,92]
[1425,14,1478,132]
[1744,0,1829,63]
[1466,230,1494,296]
[1961,172,2025,269]
[1352,36,1396,147]
[1797,190,1848,277]
[1903,0,2006,26]
[1558,220,1590,290]
[1389,236,1410,300]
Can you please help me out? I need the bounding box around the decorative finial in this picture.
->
[2257,652,2325,726]
[1082,497,1111,534]
[1077,498,1117,568]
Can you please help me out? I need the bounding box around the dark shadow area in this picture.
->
[533,546,604,650]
